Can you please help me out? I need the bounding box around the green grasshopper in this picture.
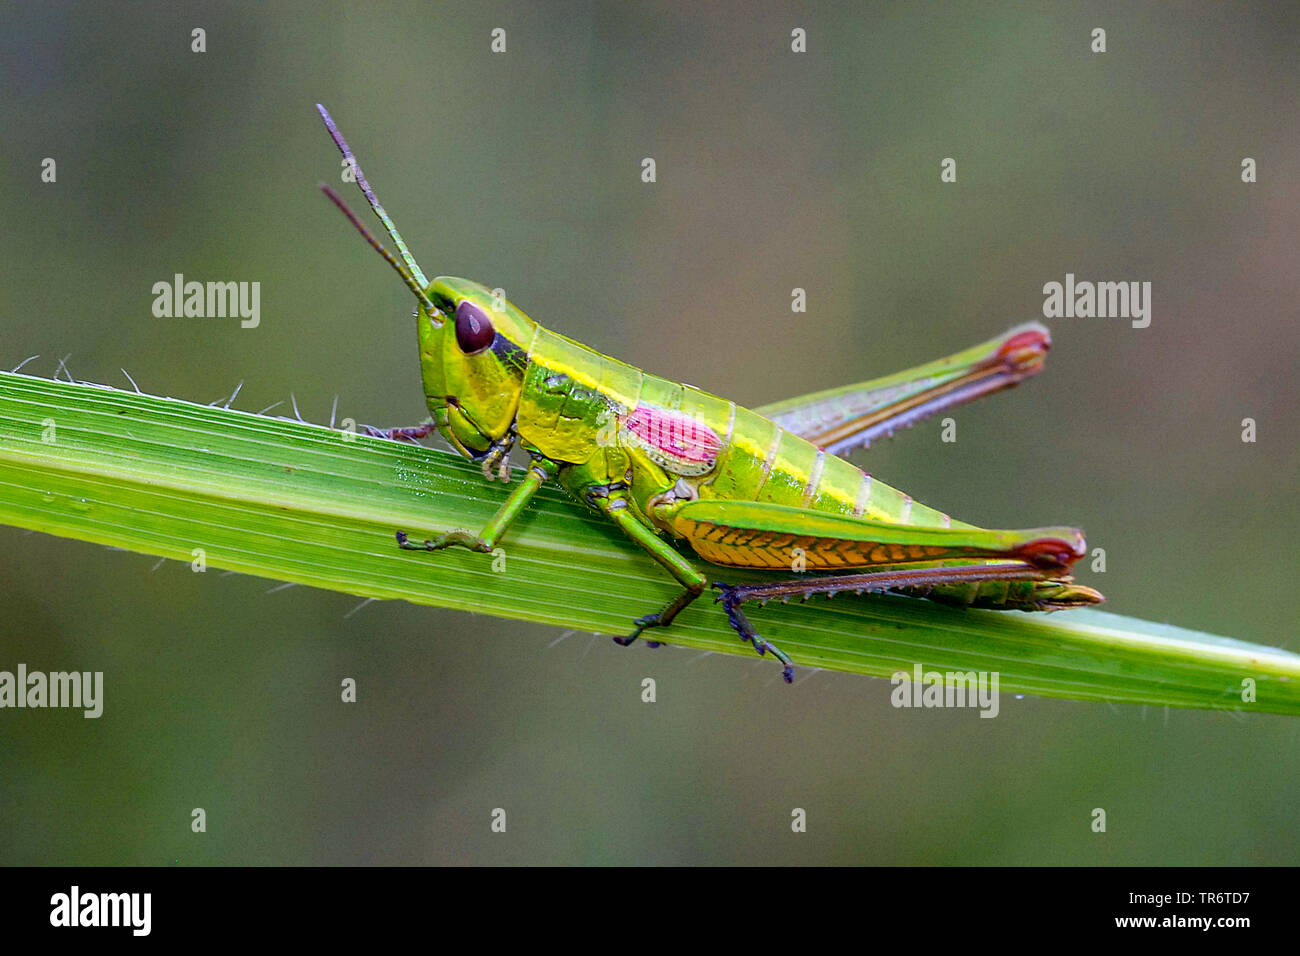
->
[316,105,1103,683]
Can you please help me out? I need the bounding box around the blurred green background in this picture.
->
[0,1,1296,864]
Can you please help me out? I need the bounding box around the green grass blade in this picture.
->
[0,369,1296,714]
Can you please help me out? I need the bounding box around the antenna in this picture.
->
[318,183,438,316]
[315,104,439,318]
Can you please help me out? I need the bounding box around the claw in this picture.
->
[713,582,797,683]
[615,613,662,648]
[479,433,517,482]
[365,423,437,443]
[396,530,429,551]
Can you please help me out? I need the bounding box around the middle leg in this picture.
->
[588,493,709,650]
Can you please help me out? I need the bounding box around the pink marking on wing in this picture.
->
[626,405,722,462]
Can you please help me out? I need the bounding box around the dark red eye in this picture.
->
[455,300,495,353]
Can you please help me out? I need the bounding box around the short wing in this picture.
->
[754,323,1050,455]
[664,498,1084,572]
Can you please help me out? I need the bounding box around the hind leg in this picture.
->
[713,562,1068,684]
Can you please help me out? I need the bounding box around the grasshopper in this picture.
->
[316,105,1103,683]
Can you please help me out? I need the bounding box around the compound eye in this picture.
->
[454,300,495,353]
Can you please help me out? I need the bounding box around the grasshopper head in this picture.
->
[418,278,536,457]
[314,105,535,460]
